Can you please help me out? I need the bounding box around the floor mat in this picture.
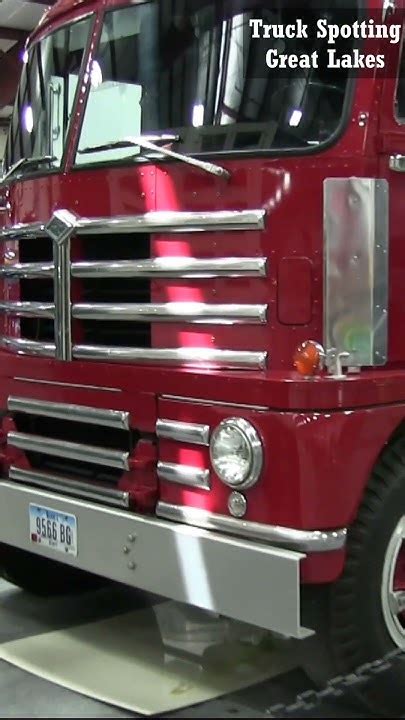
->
[0,602,294,715]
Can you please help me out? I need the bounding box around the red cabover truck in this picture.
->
[0,0,404,712]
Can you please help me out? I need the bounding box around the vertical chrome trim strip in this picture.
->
[53,238,72,361]
[46,210,77,363]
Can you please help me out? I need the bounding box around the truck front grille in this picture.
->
[6,396,136,508]
[0,210,268,369]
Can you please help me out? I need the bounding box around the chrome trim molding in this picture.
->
[0,301,54,318]
[156,419,210,446]
[157,462,210,491]
[7,431,130,470]
[13,377,122,393]
[156,502,347,552]
[9,466,129,508]
[0,337,267,369]
[0,257,267,280]
[161,395,269,411]
[7,396,129,430]
[74,210,266,235]
[72,302,267,325]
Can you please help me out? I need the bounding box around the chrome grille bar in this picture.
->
[8,431,130,470]
[0,222,46,241]
[9,466,130,508]
[0,337,267,369]
[7,396,130,430]
[0,301,54,318]
[0,257,266,280]
[0,300,266,324]
[0,262,54,279]
[73,345,267,369]
[0,211,265,240]
[72,303,267,324]
[75,210,266,235]
[156,419,210,445]
[72,257,267,278]
[0,337,55,357]
[157,462,210,491]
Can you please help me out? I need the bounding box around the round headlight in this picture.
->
[209,418,263,489]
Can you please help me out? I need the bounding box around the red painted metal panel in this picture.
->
[277,257,313,326]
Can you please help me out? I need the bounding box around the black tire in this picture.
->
[299,435,405,717]
[0,544,105,595]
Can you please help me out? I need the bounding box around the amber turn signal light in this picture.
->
[293,341,325,377]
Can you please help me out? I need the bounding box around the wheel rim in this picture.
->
[382,516,405,648]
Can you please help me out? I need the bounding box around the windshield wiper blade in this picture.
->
[79,134,180,154]
[1,155,56,184]
[79,135,230,180]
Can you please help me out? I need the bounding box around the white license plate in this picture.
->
[29,504,77,557]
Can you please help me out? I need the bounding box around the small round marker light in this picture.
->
[228,491,247,518]
[293,341,325,377]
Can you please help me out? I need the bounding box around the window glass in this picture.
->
[4,16,92,174]
[76,0,357,165]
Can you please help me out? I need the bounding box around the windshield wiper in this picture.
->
[79,134,230,180]
[1,155,56,184]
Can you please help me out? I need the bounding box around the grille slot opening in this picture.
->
[13,414,137,486]
[81,233,150,261]
[19,238,54,341]
[78,233,151,347]
[81,320,151,347]
[19,237,53,263]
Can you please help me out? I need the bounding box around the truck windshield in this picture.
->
[3,15,92,176]
[76,0,357,166]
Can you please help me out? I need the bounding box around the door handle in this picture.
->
[389,154,405,172]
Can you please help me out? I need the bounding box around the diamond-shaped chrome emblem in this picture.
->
[45,209,77,244]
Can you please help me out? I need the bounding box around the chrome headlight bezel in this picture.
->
[209,417,263,489]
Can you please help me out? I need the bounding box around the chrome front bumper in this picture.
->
[0,481,313,639]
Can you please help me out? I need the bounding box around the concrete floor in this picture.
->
[0,579,370,718]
